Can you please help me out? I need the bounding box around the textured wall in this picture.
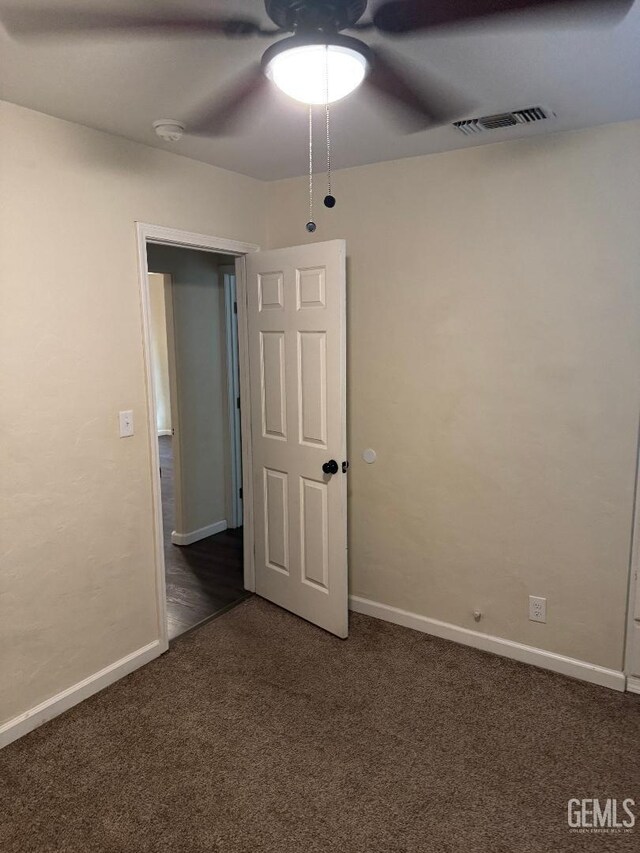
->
[3,96,640,736]
[0,101,265,725]
[267,121,640,670]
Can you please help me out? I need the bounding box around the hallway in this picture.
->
[159,436,250,640]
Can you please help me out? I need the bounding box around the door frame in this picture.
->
[623,416,640,692]
[221,265,243,529]
[135,223,259,651]
[161,273,183,537]
[147,272,186,539]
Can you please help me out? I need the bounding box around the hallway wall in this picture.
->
[148,273,172,435]
[146,246,231,540]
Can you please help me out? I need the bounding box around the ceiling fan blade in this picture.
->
[1,8,278,39]
[365,46,471,131]
[373,0,634,34]
[186,64,270,137]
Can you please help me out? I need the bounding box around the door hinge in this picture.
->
[233,301,238,314]
[236,396,241,410]
[239,487,243,499]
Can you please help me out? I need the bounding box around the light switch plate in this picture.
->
[119,410,134,438]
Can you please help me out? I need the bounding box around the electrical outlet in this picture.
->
[529,595,547,623]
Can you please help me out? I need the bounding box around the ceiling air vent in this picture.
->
[454,107,550,136]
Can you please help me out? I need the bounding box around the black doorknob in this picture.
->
[322,459,339,475]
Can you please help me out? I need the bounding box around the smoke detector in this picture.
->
[153,120,185,142]
[453,106,552,136]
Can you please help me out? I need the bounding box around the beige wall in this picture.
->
[2,96,639,733]
[147,246,230,536]
[148,274,172,435]
[0,100,265,726]
[267,121,640,671]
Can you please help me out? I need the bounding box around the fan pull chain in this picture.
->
[324,46,336,209]
[306,105,316,233]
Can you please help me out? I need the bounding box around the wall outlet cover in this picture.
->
[529,595,547,623]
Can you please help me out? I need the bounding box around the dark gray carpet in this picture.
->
[1,597,639,852]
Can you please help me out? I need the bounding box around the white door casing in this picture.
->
[245,240,348,638]
[625,452,640,687]
[222,267,243,529]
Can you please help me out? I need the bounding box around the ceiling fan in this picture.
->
[2,0,633,136]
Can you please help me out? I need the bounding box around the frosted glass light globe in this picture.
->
[265,43,368,105]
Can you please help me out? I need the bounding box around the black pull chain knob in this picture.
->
[322,459,339,475]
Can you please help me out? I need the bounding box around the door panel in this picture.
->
[264,467,289,574]
[246,240,347,638]
[298,331,327,447]
[260,331,287,440]
[300,476,329,590]
[258,271,284,311]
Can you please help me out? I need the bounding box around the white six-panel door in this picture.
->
[245,240,348,638]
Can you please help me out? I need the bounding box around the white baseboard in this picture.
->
[0,640,162,750]
[349,595,625,693]
[171,519,227,546]
[626,676,640,695]
[157,429,172,437]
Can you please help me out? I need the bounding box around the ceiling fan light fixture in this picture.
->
[263,36,369,105]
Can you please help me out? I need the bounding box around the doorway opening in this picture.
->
[137,224,348,651]
[146,244,249,641]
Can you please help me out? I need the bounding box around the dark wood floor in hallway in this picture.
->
[159,435,250,640]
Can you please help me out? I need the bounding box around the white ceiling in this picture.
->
[1,1,639,181]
